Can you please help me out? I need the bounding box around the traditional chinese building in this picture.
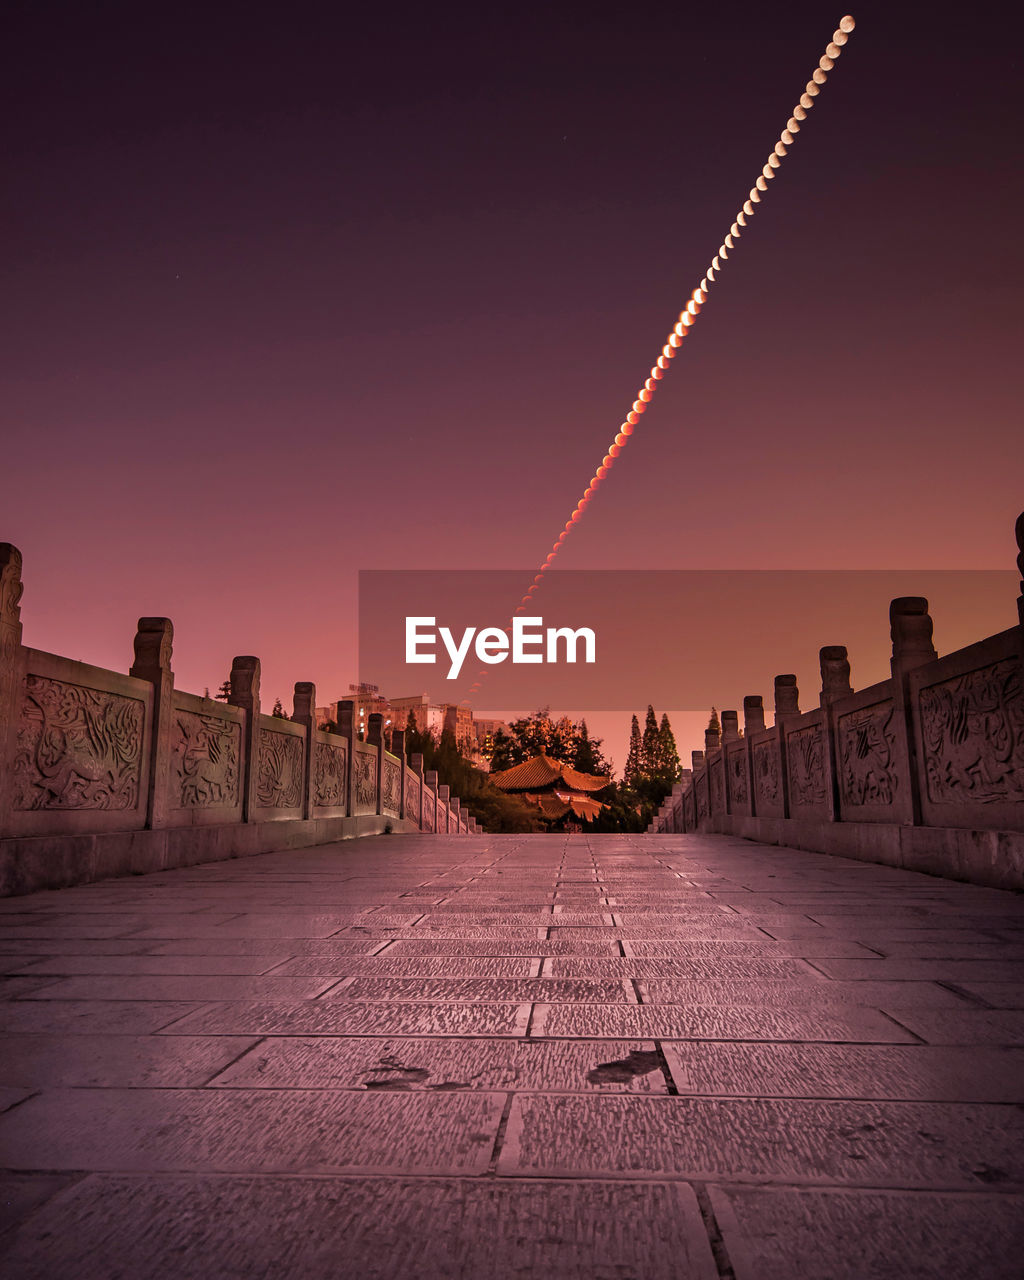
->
[488,754,611,822]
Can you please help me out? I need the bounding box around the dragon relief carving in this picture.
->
[710,758,724,812]
[729,749,749,806]
[787,725,828,808]
[256,729,303,809]
[837,701,899,808]
[172,710,240,808]
[14,675,144,811]
[421,794,435,831]
[753,741,780,808]
[314,740,348,808]
[382,758,402,815]
[920,657,1024,805]
[353,749,377,812]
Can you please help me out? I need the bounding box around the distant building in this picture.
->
[390,694,445,738]
[489,753,611,822]
[443,703,475,753]
[316,683,392,740]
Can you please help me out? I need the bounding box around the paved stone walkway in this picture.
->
[1,833,1023,1278]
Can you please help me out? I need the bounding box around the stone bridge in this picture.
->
[1,831,1022,1277]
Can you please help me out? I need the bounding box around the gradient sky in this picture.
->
[5,2,1022,770]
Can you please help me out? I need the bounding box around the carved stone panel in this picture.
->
[353,748,378,814]
[406,777,421,824]
[696,773,709,821]
[172,710,240,809]
[786,725,828,808]
[13,676,144,811]
[314,740,348,809]
[729,749,749,806]
[837,701,898,808]
[920,657,1024,805]
[382,758,401,816]
[710,758,724,813]
[256,729,303,809]
[422,795,435,832]
[753,741,780,808]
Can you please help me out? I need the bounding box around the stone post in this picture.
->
[366,712,385,815]
[721,711,740,743]
[1015,511,1024,627]
[228,656,261,822]
[890,597,938,825]
[130,618,174,830]
[409,751,424,829]
[774,674,800,819]
[292,681,316,821]
[704,709,721,756]
[743,696,765,736]
[337,700,356,816]
[390,728,407,820]
[818,646,852,823]
[438,783,451,831]
[691,749,705,772]
[0,545,25,835]
[425,768,439,830]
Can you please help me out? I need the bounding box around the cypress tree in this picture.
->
[658,712,681,784]
[641,705,659,776]
[623,714,642,789]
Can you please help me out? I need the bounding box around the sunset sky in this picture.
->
[5,2,1022,770]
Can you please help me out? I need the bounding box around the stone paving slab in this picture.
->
[0,1035,260,1088]
[544,957,813,979]
[889,1009,1024,1045]
[622,938,879,958]
[710,1187,1024,1280]
[145,937,391,955]
[161,1000,532,1037]
[635,979,967,1008]
[20,975,339,1002]
[0,1088,505,1175]
[330,978,633,1003]
[0,1000,202,1035]
[809,958,1024,982]
[0,1174,718,1280]
[498,1095,1024,1187]
[380,937,619,955]
[531,1003,915,1042]
[210,1036,670,1092]
[955,983,1024,1008]
[266,956,540,977]
[661,1042,1024,1102]
[9,954,296,976]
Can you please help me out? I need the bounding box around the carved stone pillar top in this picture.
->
[424,769,438,787]
[691,749,705,770]
[819,645,852,705]
[366,712,384,746]
[390,728,406,760]
[1016,510,1024,625]
[337,699,355,738]
[228,656,261,711]
[743,695,766,735]
[0,543,24,636]
[292,681,316,726]
[774,674,800,719]
[721,710,740,742]
[889,597,937,672]
[410,752,424,775]
[130,618,173,680]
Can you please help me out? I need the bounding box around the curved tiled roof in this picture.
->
[489,753,610,794]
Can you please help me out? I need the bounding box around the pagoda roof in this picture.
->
[522,791,608,821]
[489,753,610,795]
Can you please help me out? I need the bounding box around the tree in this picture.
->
[654,712,682,786]
[489,709,610,777]
[214,680,232,702]
[271,698,288,719]
[640,705,659,776]
[623,715,642,789]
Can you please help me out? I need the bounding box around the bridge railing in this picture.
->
[0,544,477,896]
[651,512,1024,891]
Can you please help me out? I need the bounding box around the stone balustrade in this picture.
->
[651,512,1024,891]
[0,545,476,896]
